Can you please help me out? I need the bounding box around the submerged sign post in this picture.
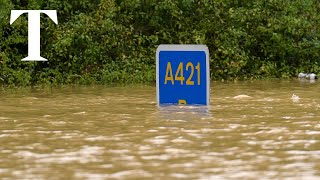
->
[156,45,210,106]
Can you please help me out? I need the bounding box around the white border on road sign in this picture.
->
[156,44,210,106]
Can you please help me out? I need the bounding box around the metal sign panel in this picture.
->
[156,45,210,106]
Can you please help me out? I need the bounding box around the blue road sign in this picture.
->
[156,45,210,106]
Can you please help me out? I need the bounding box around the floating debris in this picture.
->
[298,73,318,80]
[298,73,306,78]
[307,73,318,80]
[291,94,300,102]
[233,95,252,100]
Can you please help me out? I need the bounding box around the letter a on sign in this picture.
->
[10,10,58,61]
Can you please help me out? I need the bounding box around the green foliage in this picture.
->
[1,0,320,86]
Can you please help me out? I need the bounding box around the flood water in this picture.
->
[0,80,319,179]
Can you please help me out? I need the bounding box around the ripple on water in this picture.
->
[0,117,10,120]
[107,170,152,179]
[73,111,86,115]
[1,82,320,179]
[14,146,104,164]
[0,169,9,174]
[85,136,109,141]
[141,154,171,161]
[144,135,169,145]
[256,97,281,102]
[171,137,193,144]
[305,131,320,135]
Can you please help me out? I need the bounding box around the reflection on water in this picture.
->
[158,106,211,121]
[0,80,320,179]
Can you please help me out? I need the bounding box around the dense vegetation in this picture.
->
[1,0,320,86]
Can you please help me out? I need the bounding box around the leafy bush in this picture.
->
[0,0,319,86]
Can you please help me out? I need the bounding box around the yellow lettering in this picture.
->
[165,62,174,85]
[186,62,195,85]
[164,62,201,86]
[196,62,200,85]
[175,62,184,85]
[178,99,187,105]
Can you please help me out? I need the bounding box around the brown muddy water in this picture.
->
[0,79,319,179]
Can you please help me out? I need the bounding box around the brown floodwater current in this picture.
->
[0,79,319,179]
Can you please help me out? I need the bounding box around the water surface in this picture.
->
[0,80,319,179]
